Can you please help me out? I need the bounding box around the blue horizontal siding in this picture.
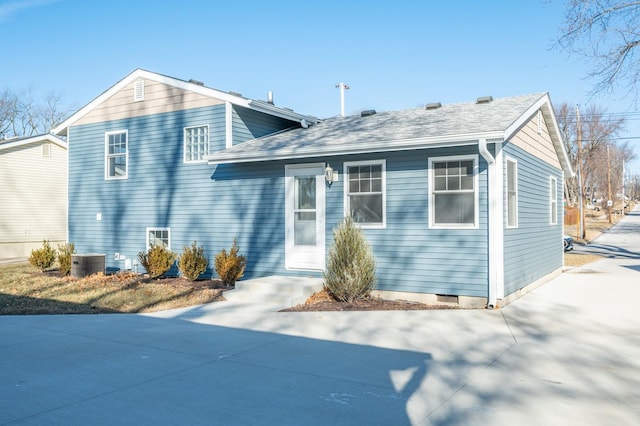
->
[503,144,563,294]
[69,108,490,296]
[322,147,489,297]
[232,106,298,143]
[68,107,300,278]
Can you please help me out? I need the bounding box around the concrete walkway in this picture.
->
[1,209,639,425]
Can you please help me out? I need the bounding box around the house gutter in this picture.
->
[478,138,504,309]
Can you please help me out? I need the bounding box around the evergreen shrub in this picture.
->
[29,240,57,272]
[178,241,208,281]
[57,243,75,276]
[324,216,376,302]
[137,245,177,278]
[214,239,246,287]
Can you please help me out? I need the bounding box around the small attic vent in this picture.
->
[41,143,51,158]
[361,109,377,117]
[425,102,442,110]
[188,79,204,86]
[228,91,242,97]
[476,96,493,104]
[133,80,144,102]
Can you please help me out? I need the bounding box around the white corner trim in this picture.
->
[226,102,233,149]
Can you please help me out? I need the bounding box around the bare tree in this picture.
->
[555,101,627,205]
[557,1,640,99]
[0,87,68,139]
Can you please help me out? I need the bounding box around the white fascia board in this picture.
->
[52,68,316,136]
[0,134,67,151]
[207,132,504,165]
[504,93,574,177]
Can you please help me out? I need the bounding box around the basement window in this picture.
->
[146,228,170,251]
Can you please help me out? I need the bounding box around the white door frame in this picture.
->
[285,163,325,271]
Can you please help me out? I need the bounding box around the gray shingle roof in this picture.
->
[207,93,570,175]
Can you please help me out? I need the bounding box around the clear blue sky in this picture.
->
[2,0,639,174]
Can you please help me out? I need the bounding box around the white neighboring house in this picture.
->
[0,134,67,259]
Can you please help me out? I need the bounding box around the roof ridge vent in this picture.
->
[361,109,376,117]
[228,91,242,97]
[476,96,493,104]
[188,79,204,86]
[425,102,442,110]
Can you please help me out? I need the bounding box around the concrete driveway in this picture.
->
[1,209,639,425]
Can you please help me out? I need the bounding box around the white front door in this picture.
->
[285,163,325,271]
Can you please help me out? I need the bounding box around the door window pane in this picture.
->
[294,212,316,245]
[294,176,316,245]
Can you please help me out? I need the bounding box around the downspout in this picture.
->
[478,138,504,309]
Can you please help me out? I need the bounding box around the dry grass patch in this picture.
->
[564,253,602,267]
[0,263,225,315]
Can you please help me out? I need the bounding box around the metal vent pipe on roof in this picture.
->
[476,96,494,104]
[268,91,274,104]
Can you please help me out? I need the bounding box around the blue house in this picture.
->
[53,69,573,308]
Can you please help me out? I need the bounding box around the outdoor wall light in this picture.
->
[325,164,338,185]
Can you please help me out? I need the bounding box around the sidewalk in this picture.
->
[1,209,639,425]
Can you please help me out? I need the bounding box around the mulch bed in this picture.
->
[280,288,461,312]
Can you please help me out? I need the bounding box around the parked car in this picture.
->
[564,235,574,252]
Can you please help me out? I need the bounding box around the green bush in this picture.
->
[137,245,177,278]
[324,216,376,302]
[214,239,246,287]
[57,243,75,276]
[29,240,57,272]
[178,241,208,281]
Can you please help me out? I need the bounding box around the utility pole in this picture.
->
[576,105,585,239]
[607,144,613,224]
[335,82,350,117]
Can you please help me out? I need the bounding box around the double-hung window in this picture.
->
[344,160,385,227]
[184,125,209,163]
[105,130,128,179]
[146,228,170,251]
[429,155,478,228]
[550,176,558,225]
[506,158,518,228]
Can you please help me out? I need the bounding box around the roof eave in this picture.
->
[207,132,505,165]
[0,134,67,151]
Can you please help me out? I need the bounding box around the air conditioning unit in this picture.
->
[71,254,106,278]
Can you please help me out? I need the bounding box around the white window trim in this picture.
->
[146,227,171,251]
[343,159,386,229]
[550,176,558,225]
[506,157,518,228]
[105,130,128,180]
[183,124,210,163]
[428,154,479,229]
